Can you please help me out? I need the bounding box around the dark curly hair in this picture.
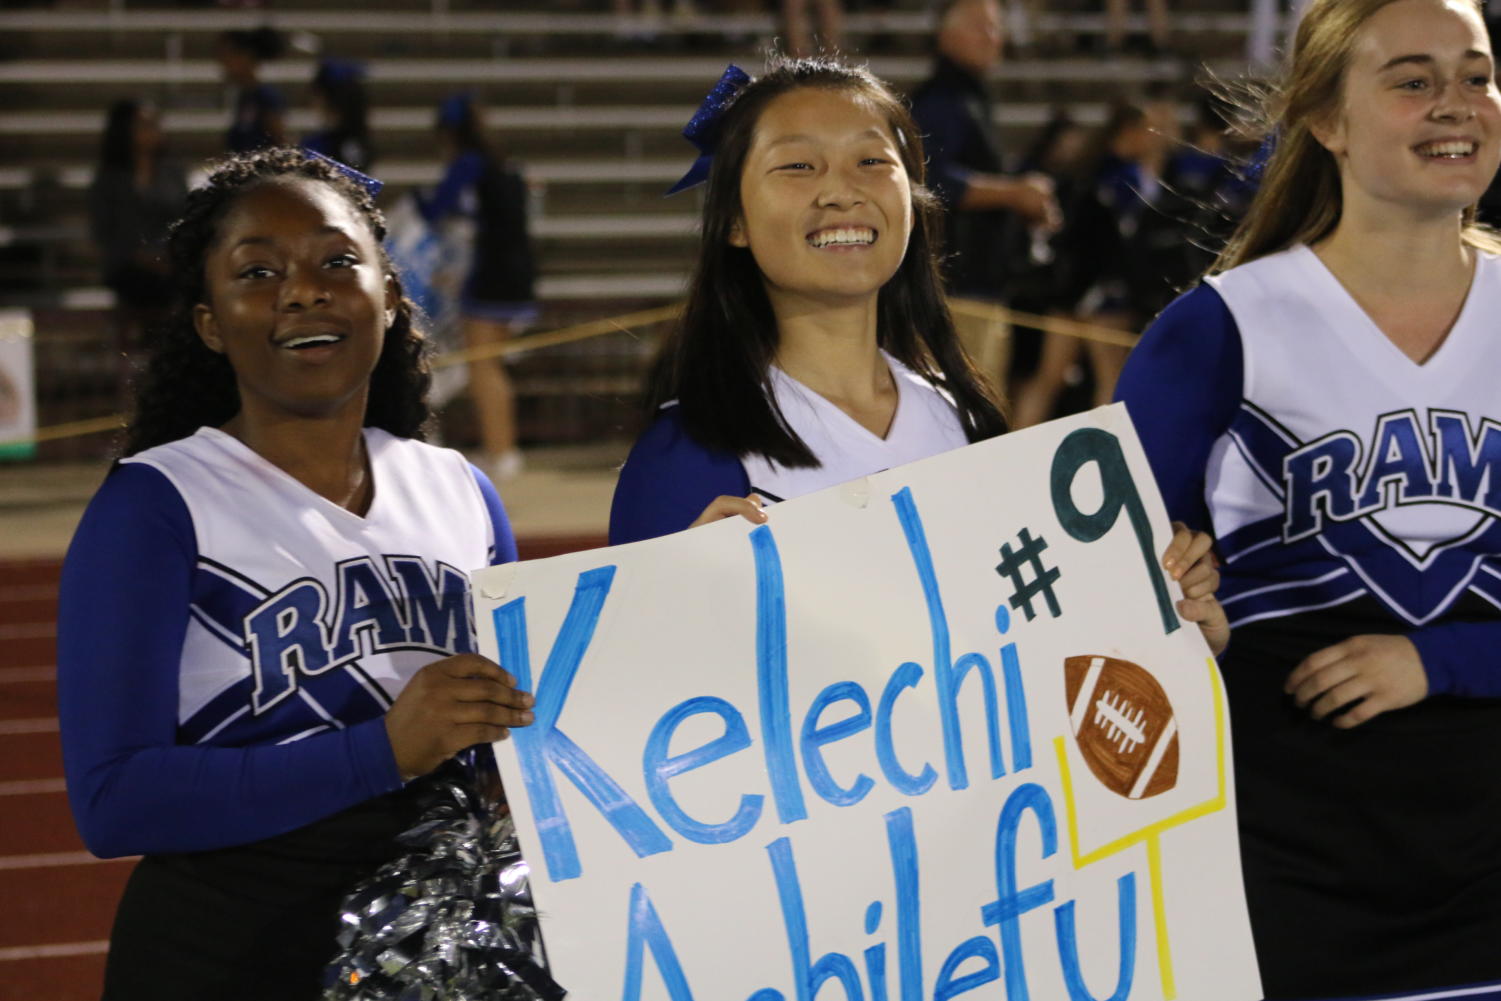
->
[123,147,431,457]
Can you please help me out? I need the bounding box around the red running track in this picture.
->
[0,536,604,1001]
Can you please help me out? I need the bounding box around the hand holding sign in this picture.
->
[384,654,535,779]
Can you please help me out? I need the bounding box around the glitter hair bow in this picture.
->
[305,149,383,198]
[665,64,752,196]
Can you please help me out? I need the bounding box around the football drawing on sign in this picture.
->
[1065,654,1180,800]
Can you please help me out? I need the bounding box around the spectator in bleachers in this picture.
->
[998,109,1094,422]
[1161,90,1259,257]
[909,0,1060,387]
[302,58,375,171]
[418,93,537,482]
[1165,92,1233,197]
[782,0,844,57]
[217,27,288,154]
[88,99,187,329]
[1011,100,1165,425]
[1105,0,1172,55]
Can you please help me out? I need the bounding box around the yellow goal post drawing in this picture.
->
[1050,657,1229,1000]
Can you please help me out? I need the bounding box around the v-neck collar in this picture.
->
[770,350,907,447]
[1295,243,1487,389]
[199,426,381,527]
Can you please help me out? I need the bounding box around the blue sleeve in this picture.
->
[1114,284,1243,532]
[908,92,974,209]
[469,463,518,565]
[1409,621,1501,697]
[416,151,485,224]
[608,407,751,546]
[57,463,402,858]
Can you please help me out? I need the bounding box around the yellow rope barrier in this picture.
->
[1,297,1133,448]
[948,298,1142,348]
[15,414,127,445]
[431,303,683,368]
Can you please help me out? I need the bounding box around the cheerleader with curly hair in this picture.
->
[57,148,534,999]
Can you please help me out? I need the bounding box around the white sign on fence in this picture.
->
[475,405,1261,1001]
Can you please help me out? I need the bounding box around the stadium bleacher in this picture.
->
[0,0,1269,458]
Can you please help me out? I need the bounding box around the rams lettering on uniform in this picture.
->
[247,556,473,713]
[1283,409,1501,542]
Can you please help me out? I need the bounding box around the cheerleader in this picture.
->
[57,149,534,999]
[610,57,1229,653]
[1115,0,1501,993]
[418,93,538,481]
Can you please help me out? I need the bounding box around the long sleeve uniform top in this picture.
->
[1116,245,1501,698]
[58,428,515,859]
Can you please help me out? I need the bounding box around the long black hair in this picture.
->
[645,57,1007,468]
[123,147,431,457]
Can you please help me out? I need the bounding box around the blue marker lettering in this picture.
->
[892,488,1004,790]
[995,607,1032,772]
[643,696,763,844]
[1053,874,1137,1001]
[875,663,938,796]
[980,783,1057,1001]
[493,566,672,882]
[932,937,1000,1001]
[864,901,889,1001]
[768,837,865,1001]
[886,807,924,1001]
[752,526,807,824]
[801,681,876,807]
[621,882,696,1001]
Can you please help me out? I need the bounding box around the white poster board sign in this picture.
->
[474,405,1260,1001]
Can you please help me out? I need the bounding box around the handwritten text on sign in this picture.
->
[475,406,1261,1001]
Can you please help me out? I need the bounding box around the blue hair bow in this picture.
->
[666,64,751,196]
[305,148,383,198]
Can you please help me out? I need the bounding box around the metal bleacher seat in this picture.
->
[0,3,1260,301]
[0,1,1267,451]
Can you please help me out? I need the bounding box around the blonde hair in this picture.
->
[1214,0,1501,271]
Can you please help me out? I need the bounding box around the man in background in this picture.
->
[910,0,1060,389]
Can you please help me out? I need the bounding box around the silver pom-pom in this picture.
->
[324,756,565,1000]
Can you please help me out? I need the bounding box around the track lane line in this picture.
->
[0,940,109,962]
[0,667,55,683]
[0,718,58,735]
[0,850,136,871]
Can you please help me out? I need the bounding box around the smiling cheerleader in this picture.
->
[608,58,1229,655]
[1115,0,1501,994]
[609,59,1012,540]
[56,149,535,999]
